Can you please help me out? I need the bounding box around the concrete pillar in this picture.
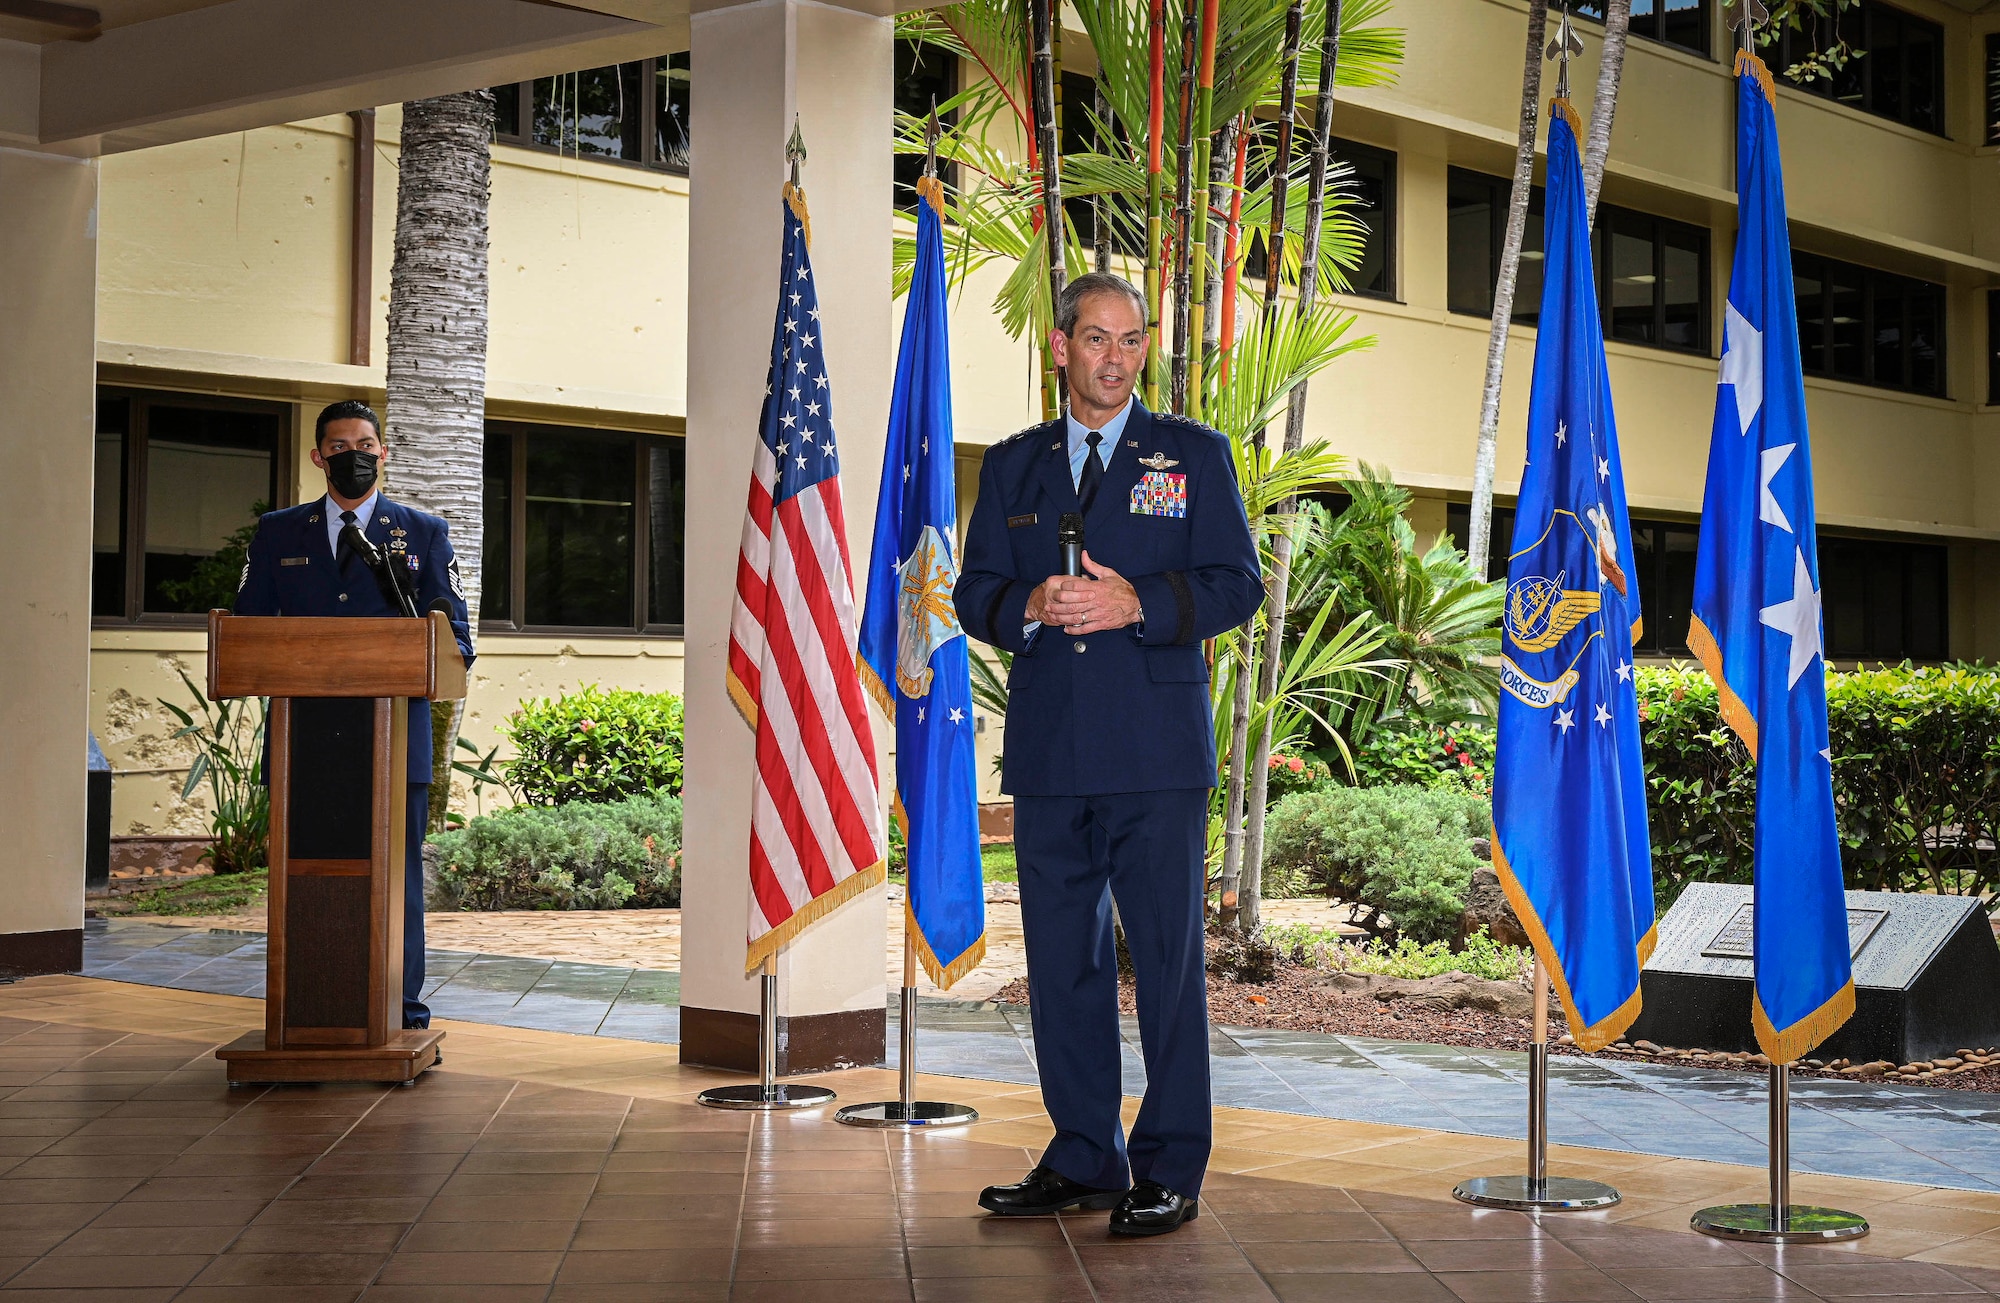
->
[0,151,98,978]
[678,0,894,1072]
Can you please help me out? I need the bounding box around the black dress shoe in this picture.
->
[979,1165,1128,1216]
[1109,1180,1198,1236]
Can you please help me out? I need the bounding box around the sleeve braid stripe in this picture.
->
[1166,570,1195,646]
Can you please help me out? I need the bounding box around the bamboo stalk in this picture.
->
[1031,0,1067,419]
[1183,0,1221,421]
[1217,115,1249,386]
[1094,79,1113,274]
[1242,0,1342,928]
[1259,0,1306,315]
[1169,0,1197,413]
[1144,0,1167,408]
[1200,115,1236,365]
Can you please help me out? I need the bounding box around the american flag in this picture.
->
[727,190,885,969]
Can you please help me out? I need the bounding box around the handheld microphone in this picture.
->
[1057,513,1084,578]
[427,597,454,617]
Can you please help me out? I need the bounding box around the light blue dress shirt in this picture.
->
[1027,397,1139,639]
[324,490,380,559]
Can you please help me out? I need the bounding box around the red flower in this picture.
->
[579,720,596,732]
[1287,757,1305,773]
[1459,753,1473,767]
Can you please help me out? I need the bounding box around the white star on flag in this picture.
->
[1555,708,1576,735]
[1759,443,1797,533]
[1597,455,1610,481]
[1616,659,1632,682]
[948,707,964,724]
[1595,703,1612,728]
[1721,300,1765,436]
[1759,547,1823,689]
[1554,421,1567,447]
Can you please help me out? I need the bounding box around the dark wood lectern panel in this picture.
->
[288,698,376,862]
[285,874,372,1036]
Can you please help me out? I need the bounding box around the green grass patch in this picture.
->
[887,842,1017,886]
[113,868,269,917]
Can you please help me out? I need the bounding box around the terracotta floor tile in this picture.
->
[1408,1239,1591,1274]
[1436,1268,1643,1302]
[728,1282,915,1303]
[252,1197,426,1225]
[457,1149,608,1175]
[742,1168,894,1196]
[1219,1211,1394,1243]
[1604,1265,1822,1301]
[1072,1240,1255,1275]
[360,1287,550,1303]
[1378,1211,1560,1242]
[566,1217,738,1251]
[420,1191,594,1222]
[122,1175,294,1202]
[904,1245,1082,1278]
[1087,1272,1279,1302]
[596,1169,746,1197]
[47,1224,241,1257]
[187,1252,390,1287]
[742,1192,898,1221]
[733,1245,910,1280]
[433,1171,598,1200]
[284,1173,452,1201]
[1240,1239,1429,1274]
[602,1149,747,1174]
[911,1277,1094,1302]
[5,1252,210,1288]
[0,1176,146,1204]
[373,1250,563,1285]
[552,1247,735,1284]
[228,1222,408,1255]
[177,1288,364,1303]
[394,1219,579,1253]
[1553,1231,1758,1270]
[583,1194,748,1222]
[736,1217,902,1248]
[545,1286,729,1302]
[1778,1261,1984,1296]
[899,1217,1069,1248]
[1268,1272,1462,1302]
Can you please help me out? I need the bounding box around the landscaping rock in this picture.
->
[1457,865,1531,949]
[1318,970,1534,1019]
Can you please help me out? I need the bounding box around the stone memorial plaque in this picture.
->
[1697,904,1890,962]
[1626,883,2000,1063]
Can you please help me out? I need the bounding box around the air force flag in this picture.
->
[1689,51,1854,1062]
[1492,99,1655,1052]
[859,173,986,988]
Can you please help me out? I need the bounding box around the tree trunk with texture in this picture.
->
[1581,0,1631,227]
[384,91,493,830]
[1466,0,1547,579]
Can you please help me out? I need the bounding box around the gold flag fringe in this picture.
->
[1736,48,1778,107]
[1490,829,1647,1053]
[744,857,887,972]
[910,898,988,991]
[859,660,896,726]
[784,180,812,249]
[726,668,759,732]
[1755,980,1855,1063]
[1687,614,1759,754]
[1548,96,1583,139]
[915,174,947,220]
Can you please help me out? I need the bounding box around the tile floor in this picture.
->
[86,920,2000,1196]
[5,974,2000,1300]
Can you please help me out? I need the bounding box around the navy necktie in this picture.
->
[336,509,359,568]
[1078,430,1104,514]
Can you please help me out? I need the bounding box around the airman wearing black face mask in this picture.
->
[233,399,475,1034]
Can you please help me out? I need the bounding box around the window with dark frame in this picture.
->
[1987,33,2000,145]
[92,389,286,625]
[490,55,690,174]
[1444,504,1948,662]
[1571,0,1712,59]
[1792,250,1945,397]
[1242,138,1397,300]
[897,40,958,213]
[1447,168,1708,355]
[1774,2,1946,136]
[481,422,687,634]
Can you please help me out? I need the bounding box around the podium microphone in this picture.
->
[1058,513,1084,578]
[340,523,419,618]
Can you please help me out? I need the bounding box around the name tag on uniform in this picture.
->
[1008,513,1038,528]
[280,556,311,567]
[1130,471,1187,518]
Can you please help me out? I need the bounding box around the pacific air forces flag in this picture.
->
[726,180,886,971]
[1492,98,1656,1052]
[1689,51,1854,1063]
[859,172,986,988]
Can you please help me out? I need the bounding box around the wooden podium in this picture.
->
[206,610,465,1085]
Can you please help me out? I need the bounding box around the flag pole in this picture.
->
[1455,957,1620,1210]
[1687,0,1865,1244]
[698,953,840,1110]
[834,899,979,1129]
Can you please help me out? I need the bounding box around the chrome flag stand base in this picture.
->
[837,939,978,1129]
[1455,960,1620,1212]
[698,958,837,1112]
[1693,1065,1867,1243]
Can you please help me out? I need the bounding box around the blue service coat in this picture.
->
[234,495,475,784]
[956,403,1262,796]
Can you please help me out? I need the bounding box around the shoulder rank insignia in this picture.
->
[1504,571,1601,654]
[1138,452,1179,471]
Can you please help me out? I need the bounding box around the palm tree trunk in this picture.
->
[1199,113,1236,364]
[1183,0,1221,421]
[1094,79,1113,273]
[1241,0,1341,930]
[1144,0,1167,408]
[1466,0,1548,579]
[1031,0,1066,417]
[1169,0,1198,413]
[1582,0,1631,227]
[384,91,493,829]
[1259,0,1306,315]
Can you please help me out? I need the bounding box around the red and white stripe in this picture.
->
[727,437,884,962]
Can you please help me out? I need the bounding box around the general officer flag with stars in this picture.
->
[1689,50,1853,1064]
[858,171,986,989]
[1492,97,1655,1052]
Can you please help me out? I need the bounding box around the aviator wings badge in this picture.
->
[1138,452,1179,470]
[896,524,963,699]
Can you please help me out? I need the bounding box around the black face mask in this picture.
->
[325,449,379,500]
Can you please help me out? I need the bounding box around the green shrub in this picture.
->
[1347,717,1494,795]
[1262,784,1488,943]
[1638,662,2000,905]
[429,792,682,910]
[1264,923,1532,984]
[505,686,684,805]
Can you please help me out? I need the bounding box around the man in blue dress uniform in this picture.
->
[234,400,474,1031]
[956,274,1262,1236]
